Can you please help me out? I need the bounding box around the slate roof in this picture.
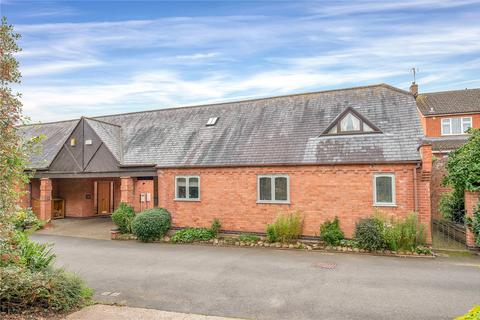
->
[19,84,424,170]
[417,88,480,116]
[85,118,123,162]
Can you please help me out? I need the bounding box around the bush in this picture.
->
[210,218,221,237]
[319,217,344,245]
[11,208,44,232]
[111,202,136,234]
[383,213,426,252]
[266,224,277,243]
[131,208,171,242]
[0,231,55,271]
[455,305,480,320]
[238,233,260,243]
[171,228,215,243]
[0,266,92,314]
[354,217,386,251]
[439,190,465,224]
[266,211,303,243]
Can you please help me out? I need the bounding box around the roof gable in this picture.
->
[48,118,120,173]
[321,107,381,135]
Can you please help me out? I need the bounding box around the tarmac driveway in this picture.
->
[31,234,480,320]
[35,216,114,240]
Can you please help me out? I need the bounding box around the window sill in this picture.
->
[257,201,291,205]
[174,198,201,202]
[373,203,397,207]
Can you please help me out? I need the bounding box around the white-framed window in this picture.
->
[257,174,290,204]
[373,173,396,206]
[441,117,472,135]
[175,176,200,201]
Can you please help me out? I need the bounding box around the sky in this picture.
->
[2,0,480,123]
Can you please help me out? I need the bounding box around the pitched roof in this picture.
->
[417,88,480,116]
[426,136,469,153]
[19,83,424,170]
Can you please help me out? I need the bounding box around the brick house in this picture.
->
[18,84,433,240]
[414,85,480,220]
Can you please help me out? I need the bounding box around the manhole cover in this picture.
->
[313,262,336,269]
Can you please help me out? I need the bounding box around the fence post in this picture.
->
[464,190,479,248]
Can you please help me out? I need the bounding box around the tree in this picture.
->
[443,128,480,192]
[0,17,39,221]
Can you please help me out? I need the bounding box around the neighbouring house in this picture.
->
[414,85,480,220]
[18,84,433,241]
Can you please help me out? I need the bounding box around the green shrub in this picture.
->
[171,228,215,243]
[11,208,44,232]
[111,202,136,234]
[238,233,260,243]
[210,218,221,237]
[266,211,303,243]
[319,217,344,245]
[0,266,93,313]
[439,190,465,224]
[0,231,55,271]
[266,224,277,243]
[354,217,386,251]
[131,208,171,242]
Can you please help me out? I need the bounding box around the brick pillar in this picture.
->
[418,144,433,243]
[39,178,52,221]
[465,191,479,248]
[120,177,135,207]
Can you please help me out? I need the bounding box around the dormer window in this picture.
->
[324,108,380,135]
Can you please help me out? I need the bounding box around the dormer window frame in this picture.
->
[322,107,381,136]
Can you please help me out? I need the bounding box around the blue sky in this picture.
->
[3,0,480,122]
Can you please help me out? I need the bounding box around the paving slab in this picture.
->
[67,305,243,320]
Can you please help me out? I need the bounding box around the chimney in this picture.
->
[410,82,418,97]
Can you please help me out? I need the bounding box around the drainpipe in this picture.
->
[413,163,421,212]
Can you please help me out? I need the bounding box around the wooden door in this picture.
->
[97,181,111,214]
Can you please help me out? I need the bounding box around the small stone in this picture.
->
[289,244,294,249]
[276,243,282,248]
[326,246,332,250]
[306,245,313,251]
[360,249,365,253]
[282,244,289,248]
[342,247,348,252]
[213,239,219,245]
[163,236,170,242]
[353,247,359,252]
[250,243,255,247]
[235,242,240,246]
[258,241,263,245]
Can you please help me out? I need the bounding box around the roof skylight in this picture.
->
[206,117,219,126]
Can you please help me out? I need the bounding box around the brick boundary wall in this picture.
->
[465,191,479,248]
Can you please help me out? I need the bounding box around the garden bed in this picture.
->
[111,230,435,258]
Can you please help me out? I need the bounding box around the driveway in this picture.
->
[32,234,480,320]
[36,217,114,240]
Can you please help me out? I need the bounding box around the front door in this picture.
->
[97,181,111,214]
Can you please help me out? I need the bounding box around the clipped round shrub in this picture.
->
[131,208,171,242]
[319,217,344,246]
[0,266,92,313]
[354,217,386,251]
[111,202,136,234]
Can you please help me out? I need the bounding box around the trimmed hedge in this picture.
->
[131,208,171,242]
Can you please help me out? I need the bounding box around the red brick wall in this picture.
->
[465,191,479,248]
[53,178,121,217]
[157,164,430,239]
[421,113,480,137]
[133,179,155,212]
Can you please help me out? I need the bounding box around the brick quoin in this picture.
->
[158,163,432,242]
